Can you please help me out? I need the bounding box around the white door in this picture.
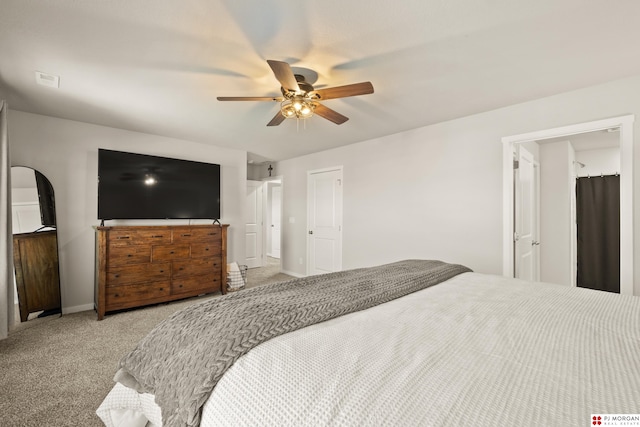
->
[514,147,539,281]
[245,180,263,268]
[307,167,343,275]
[270,185,281,258]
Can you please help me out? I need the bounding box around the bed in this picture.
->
[97,260,640,427]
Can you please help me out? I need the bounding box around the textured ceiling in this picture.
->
[2,0,640,163]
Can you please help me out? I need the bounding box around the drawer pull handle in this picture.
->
[170,251,175,254]
[205,248,209,251]
[127,254,133,257]
[182,233,191,237]
[152,235,164,238]
[117,236,130,240]
[159,288,164,291]
[179,267,184,270]
[114,293,120,297]
[179,284,183,288]
[159,270,164,273]
[114,274,120,278]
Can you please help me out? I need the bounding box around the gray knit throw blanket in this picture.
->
[114,259,472,427]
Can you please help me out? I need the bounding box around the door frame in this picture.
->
[514,145,541,282]
[306,166,343,276]
[245,180,264,268]
[262,176,283,266]
[502,114,634,295]
[533,160,541,281]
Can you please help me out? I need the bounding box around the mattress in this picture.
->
[97,272,640,427]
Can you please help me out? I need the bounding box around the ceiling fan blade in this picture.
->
[217,96,283,102]
[313,103,349,125]
[311,82,374,100]
[267,111,286,127]
[267,60,300,92]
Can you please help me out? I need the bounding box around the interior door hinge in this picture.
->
[513,160,519,170]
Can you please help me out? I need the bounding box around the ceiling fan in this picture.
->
[217,60,374,126]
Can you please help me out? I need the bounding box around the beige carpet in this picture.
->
[0,258,291,427]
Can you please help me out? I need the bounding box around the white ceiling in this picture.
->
[2,0,640,163]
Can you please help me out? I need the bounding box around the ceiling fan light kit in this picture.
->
[281,93,315,119]
[217,60,374,127]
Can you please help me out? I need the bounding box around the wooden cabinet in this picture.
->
[95,224,228,320]
[13,230,62,322]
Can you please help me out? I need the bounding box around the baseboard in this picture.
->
[281,269,305,278]
[62,303,94,315]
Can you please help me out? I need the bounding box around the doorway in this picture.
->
[576,174,620,293]
[307,166,343,275]
[265,179,282,259]
[245,180,263,269]
[502,115,634,295]
[514,146,540,282]
[264,177,282,274]
[245,177,283,272]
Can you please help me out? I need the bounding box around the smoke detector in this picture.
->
[35,71,60,88]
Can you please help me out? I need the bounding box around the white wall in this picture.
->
[539,141,574,286]
[277,122,504,276]
[8,111,247,313]
[575,147,620,177]
[247,163,274,181]
[276,73,640,296]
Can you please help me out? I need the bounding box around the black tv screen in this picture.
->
[98,149,221,220]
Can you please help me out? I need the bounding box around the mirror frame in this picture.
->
[10,166,62,322]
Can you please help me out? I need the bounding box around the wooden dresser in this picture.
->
[95,224,228,320]
[13,230,62,322]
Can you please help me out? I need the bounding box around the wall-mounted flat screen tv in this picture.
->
[98,149,221,220]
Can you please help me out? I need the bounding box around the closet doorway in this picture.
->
[576,173,620,293]
[536,131,621,292]
[245,177,283,272]
[502,115,634,295]
[264,178,282,262]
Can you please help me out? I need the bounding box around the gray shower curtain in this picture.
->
[576,175,620,293]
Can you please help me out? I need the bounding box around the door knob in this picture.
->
[309,230,313,234]
[532,240,540,246]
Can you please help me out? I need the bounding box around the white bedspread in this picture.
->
[97,272,640,426]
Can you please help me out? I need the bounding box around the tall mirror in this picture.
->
[11,166,61,322]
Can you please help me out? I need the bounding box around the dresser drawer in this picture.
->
[190,242,222,258]
[106,262,170,286]
[151,245,190,261]
[172,227,222,243]
[171,274,221,295]
[106,282,171,308]
[107,229,172,246]
[108,245,151,265]
[172,258,222,278]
